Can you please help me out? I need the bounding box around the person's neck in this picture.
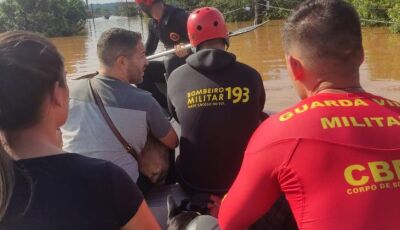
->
[197,40,226,51]
[308,70,364,96]
[2,125,63,160]
[310,81,364,96]
[98,67,129,84]
[198,45,225,51]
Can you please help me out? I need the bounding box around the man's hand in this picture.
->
[174,43,190,58]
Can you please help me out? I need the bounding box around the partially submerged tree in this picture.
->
[0,0,87,37]
[254,0,266,24]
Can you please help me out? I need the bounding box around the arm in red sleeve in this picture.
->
[218,141,296,230]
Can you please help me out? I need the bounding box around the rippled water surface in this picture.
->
[51,16,400,111]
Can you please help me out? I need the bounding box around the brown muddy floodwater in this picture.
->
[51,16,400,113]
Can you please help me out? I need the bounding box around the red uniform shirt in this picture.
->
[219,92,400,230]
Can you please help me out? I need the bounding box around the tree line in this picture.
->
[0,0,138,37]
[169,0,400,32]
[88,2,139,18]
[0,0,398,37]
[0,0,87,37]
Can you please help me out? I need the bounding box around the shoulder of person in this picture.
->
[245,99,311,154]
[235,61,262,76]
[65,154,140,189]
[65,152,137,181]
[62,153,119,172]
[167,5,188,20]
[247,93,359,153]
[127,84,153,95]
[21,153,121,181]
[174,8,189,18]
[122,85,165,110]
[108,81,153,99]
[229,61,263,84]
[244,115,291,155]
[166,5,186,14]
[167,63,191,84]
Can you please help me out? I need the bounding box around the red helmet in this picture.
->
[187,7,229,47]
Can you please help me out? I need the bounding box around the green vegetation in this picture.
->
[347,0,400,32]
[0,0,87,37]
[89,2,139,18]
[168,0,254,22]
[349,0,392,26]
[166,0,400,33]
[262,0,301,19]
[388,3,400,32]
[166,0,302,21]
[0,0,397,36]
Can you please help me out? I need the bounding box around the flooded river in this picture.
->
[51,16,400,112]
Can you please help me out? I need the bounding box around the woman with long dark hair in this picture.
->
[0,31,160,230]
[0,144,13,221]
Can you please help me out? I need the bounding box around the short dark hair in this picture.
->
[197,38,227,51]
[0,31,65,132]
[97,28,142,67]
[283,0,363,64]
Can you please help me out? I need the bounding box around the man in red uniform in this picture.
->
[219,0,400,229]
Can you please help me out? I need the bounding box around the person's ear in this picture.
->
[288,55,304,81]
[116,56,127,68]
[51,81,68,107]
